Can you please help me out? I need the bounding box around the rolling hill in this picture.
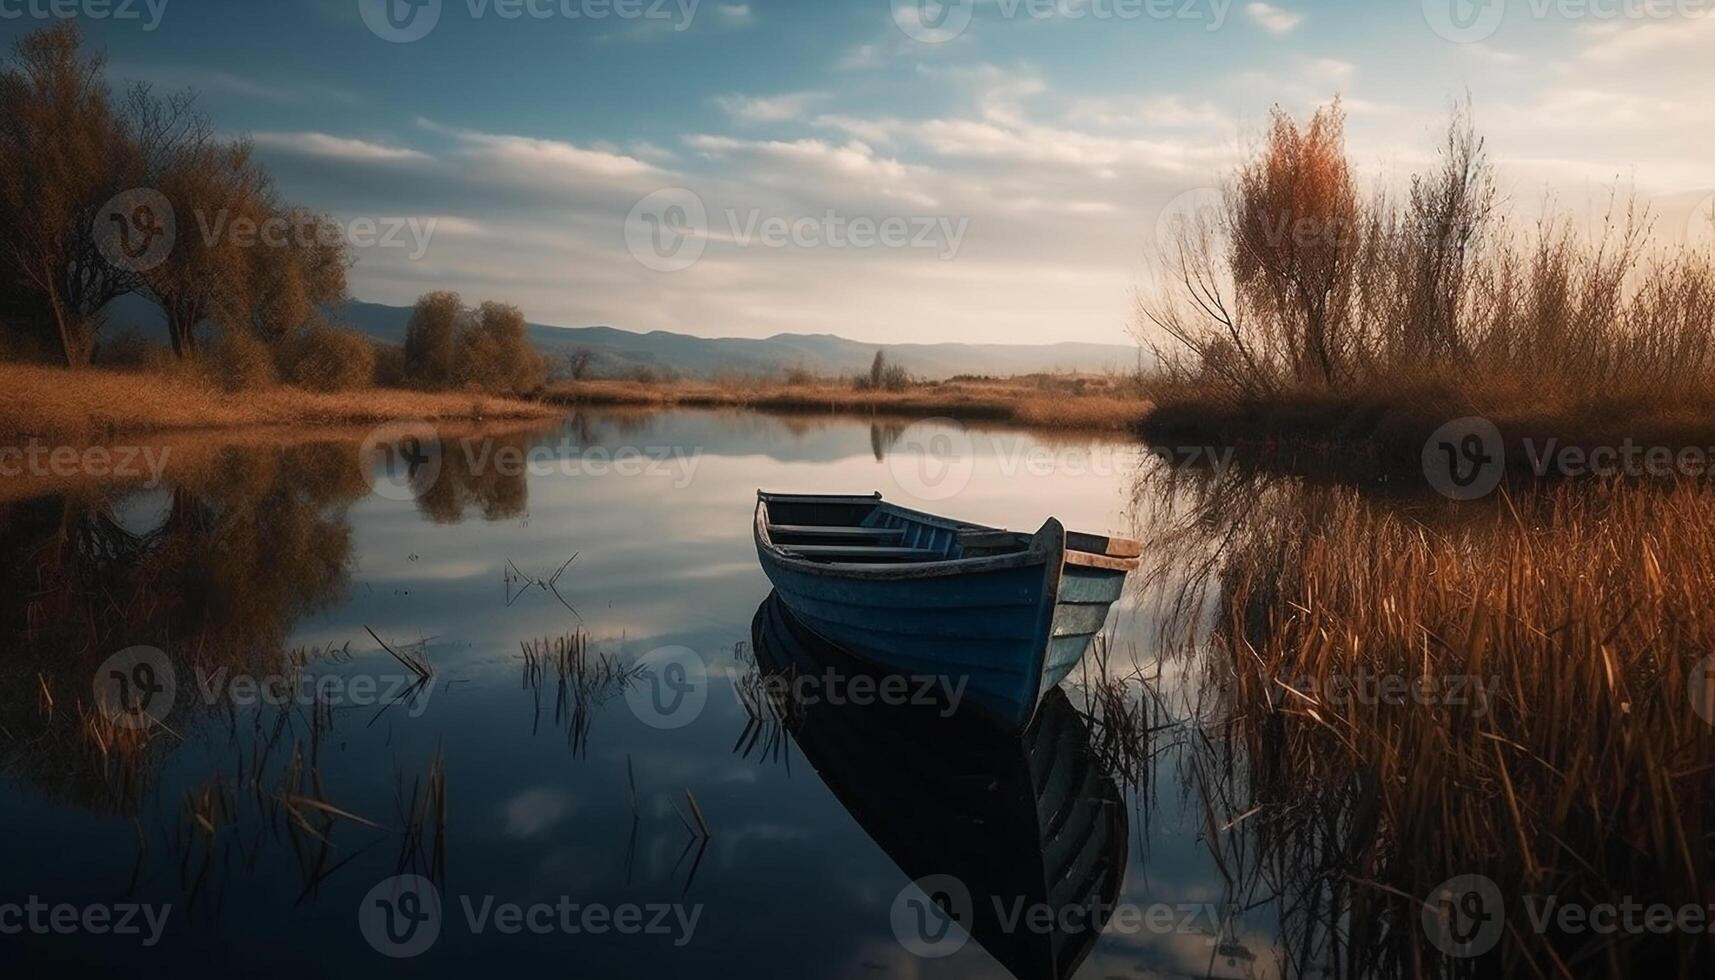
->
[100,295,1146,380]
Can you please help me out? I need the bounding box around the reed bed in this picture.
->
[394,750,448,884]
[520,632,638,756]
[1139,103,1715,474]
[1188,481,1715,975]
[730,641,797,766]
[545,375,1149,432]
[1072,634,1178,790]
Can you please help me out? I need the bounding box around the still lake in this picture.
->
[0,411,1278,978]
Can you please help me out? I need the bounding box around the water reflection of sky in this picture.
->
[0,411,1277,978]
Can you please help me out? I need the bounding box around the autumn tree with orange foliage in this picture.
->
[1139,96,1715,410]
[1140,100,1365,395]
[1230,100,1360,388]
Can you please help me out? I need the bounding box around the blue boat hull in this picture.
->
[749,593,1129,980]
[753,493,1134,730]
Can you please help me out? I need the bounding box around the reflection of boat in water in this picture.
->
[753,492,1140,731]
[751,593,1129,980]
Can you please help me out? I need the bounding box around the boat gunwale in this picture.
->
[755,492,1059,581]
[759,490,1138,573]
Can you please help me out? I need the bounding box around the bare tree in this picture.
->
[135,138,266,356]
[565,347,595,380]
[0,26,139,366]
[1229,101,1360,387]
[1137,100,1363,395]
[1402,97,1496,366]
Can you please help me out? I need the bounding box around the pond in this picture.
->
[0,411,1281,978]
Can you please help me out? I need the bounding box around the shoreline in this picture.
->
[1138,382,1715,489]
[1,362,560,446]
[543,377,1150,432]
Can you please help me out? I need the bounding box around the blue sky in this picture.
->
[5,0,1712,344]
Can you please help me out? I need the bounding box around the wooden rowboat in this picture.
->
[752,491,1140,731]
[750,594,1129,980]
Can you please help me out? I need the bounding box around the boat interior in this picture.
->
[761,494,985,564]
[759,493,1141,568]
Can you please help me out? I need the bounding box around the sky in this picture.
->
[4,0,1713,346]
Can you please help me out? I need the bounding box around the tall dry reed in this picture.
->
[1186,481,1715,975]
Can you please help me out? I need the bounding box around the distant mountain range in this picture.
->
[102,295,1145,380]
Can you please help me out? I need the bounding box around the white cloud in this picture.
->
[110,63,357,106]
[812,114,903,145]
[1071,96,1231,130]
[1305,58,1354,83]
[714,91,827,123]
[502,789,576,839]
[716,3,752,19]
[420,119,664,183]
[1246,2,1304,33]
[309,18,1707,349]
[1466,43,1523,66]
[1579,14,1715,63]
[685,134,939,207]
[838,43,885,70]
[251,132,429,162]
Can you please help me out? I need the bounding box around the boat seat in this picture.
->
[768,524,906,540]
[782,544,941,561]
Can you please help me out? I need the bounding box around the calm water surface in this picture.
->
[0,411,1277,978]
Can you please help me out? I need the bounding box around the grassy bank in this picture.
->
[1137,378,1715,485]
[545,374,1149,432]
[1,362,558,445]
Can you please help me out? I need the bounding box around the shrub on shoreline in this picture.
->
[278,323,378,393]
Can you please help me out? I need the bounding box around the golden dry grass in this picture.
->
[1194,483,1715,975]
[545,374,1150,432]
[0,362,558,444]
